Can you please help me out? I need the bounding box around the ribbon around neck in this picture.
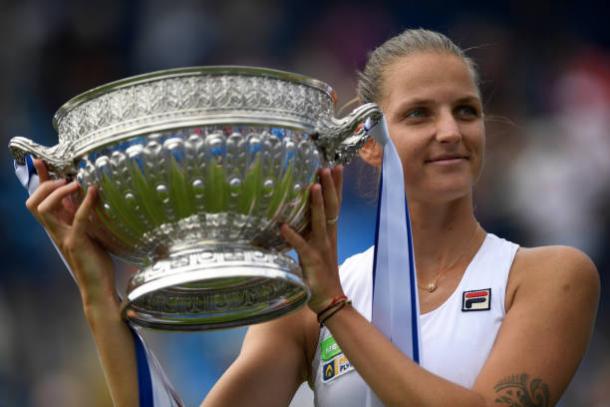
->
[364,116,422,406]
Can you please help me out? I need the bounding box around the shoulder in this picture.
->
[513,245,599,284]
[506,245,600,312]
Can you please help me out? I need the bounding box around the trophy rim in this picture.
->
[122,257,311,331]
[52,65,338,130]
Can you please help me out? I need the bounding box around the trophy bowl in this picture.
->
[9,66,381,330]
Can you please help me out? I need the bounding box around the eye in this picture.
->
[404,107,430,121]
[454,105,480,120]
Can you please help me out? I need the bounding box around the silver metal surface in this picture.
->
[9,66,382,330]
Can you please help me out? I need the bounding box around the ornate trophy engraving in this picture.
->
[9,66,381,330]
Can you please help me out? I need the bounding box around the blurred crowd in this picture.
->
[1,0,609,406]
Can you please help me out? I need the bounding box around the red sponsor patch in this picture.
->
[462,288,491,311]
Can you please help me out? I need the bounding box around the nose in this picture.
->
[435,110,462,144]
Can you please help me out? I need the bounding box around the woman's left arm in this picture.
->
[471,245,599,406]
[282,168,599,406]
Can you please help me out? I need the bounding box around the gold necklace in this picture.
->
[418,224,481,293]
[419,274,445,293]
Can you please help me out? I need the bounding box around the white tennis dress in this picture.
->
[311,233,519,406]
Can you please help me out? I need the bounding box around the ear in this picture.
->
[359,138,383,168]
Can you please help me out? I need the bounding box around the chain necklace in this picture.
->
[417,223,481,293]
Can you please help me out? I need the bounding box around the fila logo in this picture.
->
[462,288,491,311]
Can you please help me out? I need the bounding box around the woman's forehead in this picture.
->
[380,52,478,106]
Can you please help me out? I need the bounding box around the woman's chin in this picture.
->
[412,182,472,205]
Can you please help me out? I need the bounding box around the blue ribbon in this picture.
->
[14,155,38,195]
[365,117,421,406]
[131,328,154,407]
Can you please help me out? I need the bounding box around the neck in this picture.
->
[409,195,484,281]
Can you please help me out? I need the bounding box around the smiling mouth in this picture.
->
[425,156,469,163]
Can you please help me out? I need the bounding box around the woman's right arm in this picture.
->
[82,288,140,407]
[27,160,139,407]
[202,307,315,407]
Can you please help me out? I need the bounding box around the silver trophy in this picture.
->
[9,66,381,330]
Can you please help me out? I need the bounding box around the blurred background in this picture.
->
[1,0,609,405]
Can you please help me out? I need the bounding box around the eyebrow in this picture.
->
[391,95,481,118]
[454,96,482,105]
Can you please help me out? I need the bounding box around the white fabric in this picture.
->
[312,233,519,406]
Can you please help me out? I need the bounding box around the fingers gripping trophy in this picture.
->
[10,66,382,331]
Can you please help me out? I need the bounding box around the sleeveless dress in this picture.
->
[311,233,519,406]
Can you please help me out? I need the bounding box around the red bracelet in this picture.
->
[316,295,348,320]
[319,300,352,326]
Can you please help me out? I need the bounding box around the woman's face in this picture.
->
[372,52,485,204]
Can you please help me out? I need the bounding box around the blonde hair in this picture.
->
[356,28,480,104]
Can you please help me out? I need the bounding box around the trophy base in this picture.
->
[122,243,310,330]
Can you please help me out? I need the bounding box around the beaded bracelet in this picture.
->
[319,300,352,326]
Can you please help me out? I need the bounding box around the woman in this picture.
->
[26,29,599,406]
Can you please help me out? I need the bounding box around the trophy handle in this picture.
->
[315,102,383,165]
[9,136,75,177]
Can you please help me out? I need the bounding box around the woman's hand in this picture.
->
[280,165,345,314]
[25,159,117,309]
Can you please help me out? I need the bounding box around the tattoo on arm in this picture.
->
[494,373,550,407]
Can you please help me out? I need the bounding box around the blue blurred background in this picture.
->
[1,0,609,405]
